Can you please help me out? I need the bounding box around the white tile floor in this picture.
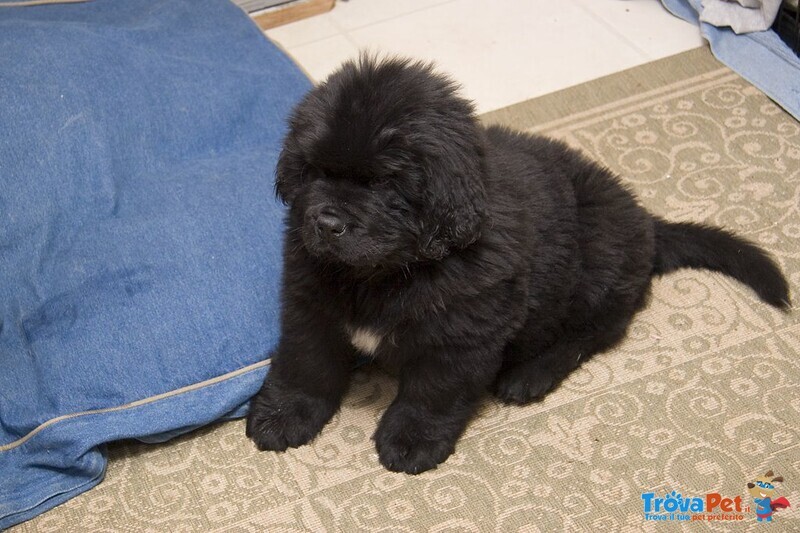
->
[264,0,704,114]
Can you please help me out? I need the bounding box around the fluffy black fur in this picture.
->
[246,56,790,474]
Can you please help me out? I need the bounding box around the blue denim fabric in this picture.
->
[661,0,800,121]
[0,0,310,527]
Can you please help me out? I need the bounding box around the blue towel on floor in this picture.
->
[0,0,309,527]
[661,0,800,121]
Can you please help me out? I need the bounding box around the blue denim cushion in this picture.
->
[0,0,310,527]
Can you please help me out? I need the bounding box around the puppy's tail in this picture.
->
[652,217,791,310]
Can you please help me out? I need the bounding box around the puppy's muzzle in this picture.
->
[314,207,347,239]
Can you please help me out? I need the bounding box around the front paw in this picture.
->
[246,382,339,452]
[373,408,458,475]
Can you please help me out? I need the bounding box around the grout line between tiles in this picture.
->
[269,0,461,50]
[339,30,363,55]
[572,1,652,61]
[333,0,460,34]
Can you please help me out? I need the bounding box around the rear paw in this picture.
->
[492,366,556,404]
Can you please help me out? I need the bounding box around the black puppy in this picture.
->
[246,56,790,474]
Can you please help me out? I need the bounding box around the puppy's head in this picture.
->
[276,55,487,269]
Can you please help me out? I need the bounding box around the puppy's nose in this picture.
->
[315,209,346,238]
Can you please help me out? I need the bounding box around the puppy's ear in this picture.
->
[418,139,487,260]
[274,143,304,205]
[274,90,323,205]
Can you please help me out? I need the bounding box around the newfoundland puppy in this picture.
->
[246,56,790,474]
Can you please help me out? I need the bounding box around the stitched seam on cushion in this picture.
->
[0,0,90,7]
[0,358,271,452]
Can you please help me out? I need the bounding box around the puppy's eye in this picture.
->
[369,176,390,188]
[303,165,326,182]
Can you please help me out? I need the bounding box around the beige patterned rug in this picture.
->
[15,46,800,532]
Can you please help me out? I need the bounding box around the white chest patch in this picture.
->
[349,327,382,355]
